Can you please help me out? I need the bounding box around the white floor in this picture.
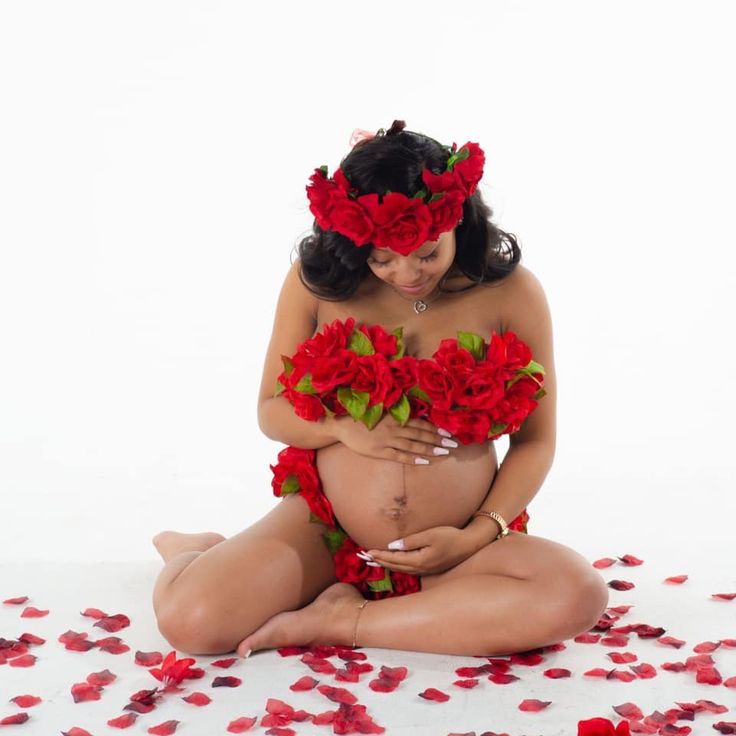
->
[2,551,735,736]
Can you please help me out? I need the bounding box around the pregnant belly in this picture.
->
[316,442,498,551]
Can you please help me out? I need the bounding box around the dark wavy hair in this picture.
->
[295,120,521,300]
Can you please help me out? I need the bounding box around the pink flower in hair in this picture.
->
[348,128,376,148]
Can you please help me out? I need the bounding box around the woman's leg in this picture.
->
[237,532,609,657]
[151,493,337,655]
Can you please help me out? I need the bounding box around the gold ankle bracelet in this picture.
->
[352,599,369,649]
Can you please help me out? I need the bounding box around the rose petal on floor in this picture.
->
[147,719,179,735]
[518,698,551,711]
[608,580,635,591]
[543,668,571,678]
[20,606,49,618]
[418,688,450,702]
[226,716,257,733]
[593,558,616,569]
[87,668,116,686]
[618,554,644,565]
[182,691,211,705]
[664,575,688,584]
[107,712,138,727]
[212,676,242,687]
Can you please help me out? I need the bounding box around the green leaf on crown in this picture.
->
[318,165,328,176]
[428,192,444,203]
[389,394,411,426]
[295,373,317,394]
[446,146,470,170]
[412,188,428,201]
[457,331,485,361]
[337,388,370,420]
[391,326,406,359]
[281,475,300,495]
[348,329,375,356]
[408,385,430,402]
[367,569,394,593]
[322,528,348,555]
[361,402,384,430]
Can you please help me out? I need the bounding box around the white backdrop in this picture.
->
[1,1,734,565]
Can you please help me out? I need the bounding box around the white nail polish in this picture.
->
[356,551,374,561]
[441,438,459,448]
[415,457,429,465]
[437,428,452,437]
[241,648,251,659]
[433,447,450,455]
[366,561,382,567]
[388,539,405,551]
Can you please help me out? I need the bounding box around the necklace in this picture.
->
[388,283,444,314]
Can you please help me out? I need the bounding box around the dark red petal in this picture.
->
[664,575,688,584]
[87,669,116,686]
[695,666,722,685]
[9,654,37,667]
[336,648,368,661]
[80,607,107,619]
[630,663,657,679]
[453,678,480,688]
[309,645,338,658]
[695,700,728,714]
[226,716,257,733]
[369,677,399,693]
[18,632,45,645]
[312,710,336,725]
[518,698,551,711]
[265,698,295,716]
[711,592,736,600]
[277,646,309,657]
[0,713,30,725]
[62,728,93,736]
[182,691,211,706]
[713,724,736,735]
[632,625,665,639]
[71,682,103,703]
[107,713,138,728]
[21,606,49,617]
[289,675,318,691]
[543,668,571,678]
[658,636,686,648]
[3,596,29,604]
[609,669,636,682]
[66,638,98,652]
[614,702,645,720]
[211,657,237,668]
[721,639,736,647]
[456,666,488,677]
[317,685,357,704]
[584,668,611,677]
[661,661,687,672]
[95,636,129,654]
[618,554,644,566]
[378,665,408,681]
[488,672,519,684]
[94,614,131,632]
[135,651,163,666]
[124,701,156,714]
[300,653,336,674]
[602,634,630,647]
[147,720,179,735]
[510,652,545,666]
[574,632,601,644]
[265,728,296,736]
[212,676,242,687]
[608,580,635,590]
[693,641,720,653]
[9,694,42,707]
[335,667,360,683]
[609,652,638,663]
[593,558,616,568]
[418,688,450,702]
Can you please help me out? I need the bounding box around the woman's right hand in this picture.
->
[329,412,459,465]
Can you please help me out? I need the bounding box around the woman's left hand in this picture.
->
[365,526,478,576]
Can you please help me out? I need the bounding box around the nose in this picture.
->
[392,259,423,286]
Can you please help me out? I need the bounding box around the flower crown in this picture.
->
[306,129,486,256]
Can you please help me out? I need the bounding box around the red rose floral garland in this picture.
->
[269,318,544,599]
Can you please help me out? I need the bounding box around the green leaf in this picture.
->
[457,330,485,361]
[318,165,328,176]
[281,475,300,495]
[337,388,370,420]
[321,401,335,417]
[428,192,444,203]
[446,146,470,171]
[391,326,406,359]
[361,402,384,430]
[411,188,427,200]
[525,359,545,376]
[281,355,295,377]
[367,569,394,593]
[322,528,348,555]
[274,380,286,397]
[389,394,411,426]
[490,422,509,436]
[532,388,547,401]
[294,373,317,394]
[408,385,430,402]
[348,329,375,356]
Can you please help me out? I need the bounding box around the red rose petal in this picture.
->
[265,728,296,736]
[9,654,37,667]
[518,698,551,712]
[226,716,257,733]
[608,580,635,591]
[20,606,49,618]
[510,652,545,666]
[614,702,645,720]
[418,688,450,702]
[609,652,638,663]
[456,666,488,677]
[0,713,30,725]
[379,665,408,681]
[453,678,480,688]
[3,596,29,605]
[107,712,138,727]
[724,676,736,688]
[602,634,630,647]
[300,653,336,674]
[317,685,358,704]
[10,695,42,707]
[337,648,367,661]
[609,669,636,682]
[618,554,644,566]
[95,614,131,632]
[277,646,309,657]
[543,668,571,678]
[312,710,336,725]
[81,607,107,619]
[18,632,45,645]
[661,661,687,672]
[712,592,736,601]
[659,726,692,735]
[71,682,103,703]
[658,635,686,648]
[695,667,722,685]
[211,657,238,668]
[584,668,611,677]
[720,639,736,647]
[630,663,657,679]
[182,691,211,706]
[713,724,736,735]
[593,558,616,568]
[488,672,519,684]
[135,651,163,666]
[147,720,179,735]
[574,632,601,644]
[693,640,720,653]
[95,636,129,654]
[694,700,728,714]
[87,669,116,686]
[212,676,242,687]
[309,644,338,658]
[62,728,93,736]
[369,677,399,693]
[608,605,634,614]
[664,575,688,584]
[290,675,318,691]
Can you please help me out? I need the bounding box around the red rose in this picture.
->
[485,330,532,379]
[421,168,457,194]
[306,171,343,230]
[417,359,453,410]
[311,349,359,392]
[292,392,325,421]
[427,189,465,240]
[358,324,398,358]
[429,407,491,445]
[452,363,504,410]
[270,447,318,497]
[329,198,375,246]
[451,142,485,197]
[351,353,394,407]
[488,378,539,436]
[333,538,386,587]
[432,339,476,373]
[299,480,336,527]
[389,356,419,390]
[407,394,430,418]
[359,192,433,255]
[298,318,356,364]
[390,571,421,596]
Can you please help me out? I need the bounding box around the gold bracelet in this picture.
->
[352,599,369,648]
[472,510,510,540]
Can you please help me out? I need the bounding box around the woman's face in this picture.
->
[366,228,457,298]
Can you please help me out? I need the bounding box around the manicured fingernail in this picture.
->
[441,438,458,448]
[433,447,449,455]
[356,551,374,561]
[415,457,429,465]
[437,428,452,437]
[366,561,382,567]
[388,539,405,550]
[241,648,251,659]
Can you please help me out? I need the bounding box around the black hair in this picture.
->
[295,120,521,300]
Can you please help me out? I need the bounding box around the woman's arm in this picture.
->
[464,265,558,549]
[257,259,342,449]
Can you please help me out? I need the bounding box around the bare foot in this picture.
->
[152,530,226,563]
[235,583,365,657]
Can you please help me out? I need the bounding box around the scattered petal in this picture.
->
[62,728,93,736]
[488,672,519,684]
[693,641,720,653]
[593,558,616,569]
[658,636,686,648]
[418,688,450,702]
[574,632,601,644]
[510,652,545,666]
[182,691,211,706]
[630,663,657,679]
[107,712,138,728]
[226,716,257,733]
[211,657,238,668]
[609,652,638,664]
[87,669,116,686]
[618,554,644,565]
[317,685,358,705]
[18,632,45,645]
[378,665,408,681]
[277,646,309,657]
[608,605,634,615]
[300,653,336,674]
[601,634,630,647]
[95,636,129,654]
[135,651,163,666]
[711,592,736,601]
[147,720,179,735]
[453,678,480,688]
[608,580,635,591]
[609,670,636,682]
[265,728,296,736]
[70,682,103,703]
[518,698,551,711]
[713,724,736,735]
[20,606,49,618]
[543,668,571,678]
[0,713,30,725]
[661,661,687,672]
[290,676,318,691]
[10,695,42,707]
[9,654,37,667]
[94,614,131,633]
[664,575,688,584]
[80,607,107,619]
[613,702,645,720]
[212,676,242,687]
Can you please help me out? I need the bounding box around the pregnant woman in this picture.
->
[151,120,609,657]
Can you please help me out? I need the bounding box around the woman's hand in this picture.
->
[331,412,458,465]
[365,526,478,576]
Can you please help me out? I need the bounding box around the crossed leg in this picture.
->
[152,495,609,657]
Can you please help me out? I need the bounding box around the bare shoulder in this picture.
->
[498,264,552,334]
[280,258,320,321]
